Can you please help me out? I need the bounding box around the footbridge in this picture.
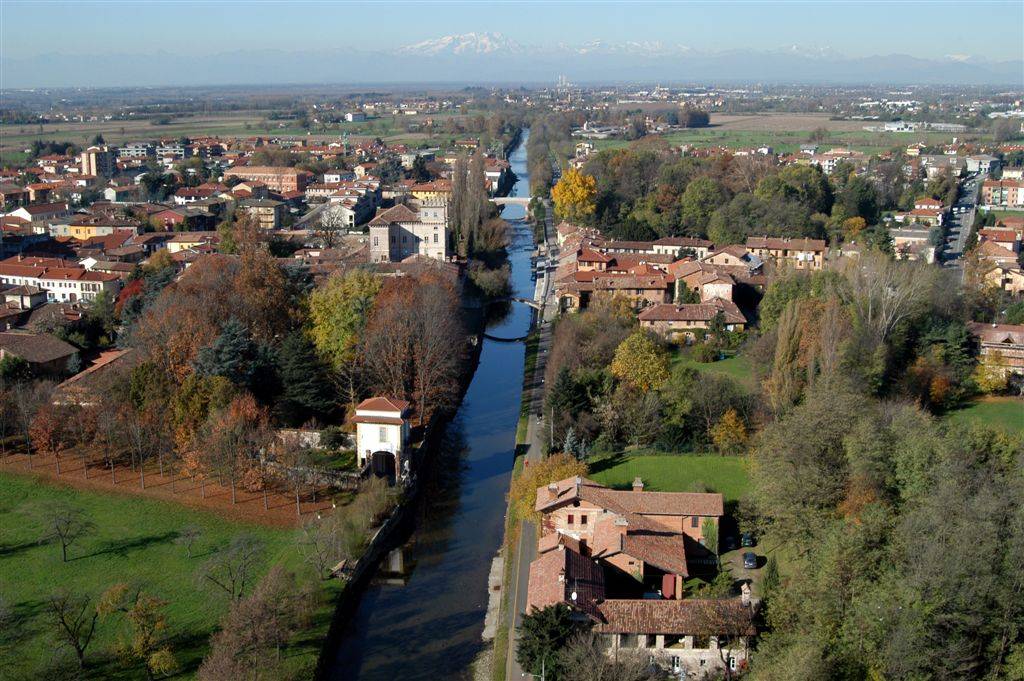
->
[489,296,543,311]
[492,196,532,207]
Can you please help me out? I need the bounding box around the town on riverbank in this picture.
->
[2,62,1023,681]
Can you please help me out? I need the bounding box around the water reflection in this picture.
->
[329,132,535,680]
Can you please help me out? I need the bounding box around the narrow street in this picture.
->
[942,171,982,280]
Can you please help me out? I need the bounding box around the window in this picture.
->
[580,515,587,526]
[433,233,438,243]
[373,236,378,246]
[379,427,387,442]
[670,656,681,671]
[567,514,574,525]
[691,516,699,528]
[729,656,738,671]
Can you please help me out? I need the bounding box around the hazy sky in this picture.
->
[3,0,1023,61]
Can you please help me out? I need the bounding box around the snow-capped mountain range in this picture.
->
[5,33,1022,88]
[398,32,523,56]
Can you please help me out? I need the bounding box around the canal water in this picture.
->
[329,132,535,680]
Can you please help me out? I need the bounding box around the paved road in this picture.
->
[505,203,558,681]
[942,171,982,280]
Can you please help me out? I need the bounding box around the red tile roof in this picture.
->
[593,598,755,635]
[355,396,411,413]
[526,544,605,619]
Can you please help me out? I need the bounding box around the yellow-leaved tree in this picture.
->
[973,350,1008,394]
[509,453,587,525]
[551,167,597,223]
[710,407,748,456]
[610,330,670,391]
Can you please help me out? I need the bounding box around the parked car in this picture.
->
[722,535,738,552]
[741,531,756,547]
[742,552,758,569]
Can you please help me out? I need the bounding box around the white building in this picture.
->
[352,397,411,480]
[368,200,450,263]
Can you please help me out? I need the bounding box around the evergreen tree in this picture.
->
[193,320,279,403]
[517,605,587,681]
[276,332,335,426]
[450,154,468,256]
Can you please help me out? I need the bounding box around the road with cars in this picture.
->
[941,171,983,278]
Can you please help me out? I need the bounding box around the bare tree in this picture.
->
[199,534,264,601]
[11,380,52,468]
[314,205,348,248]
[838,250,942,344]
[559,632,669,681]
[690,598,757,681]
[198,566,316,680]
[47,589,99,668]
[38,503,95,562]
[409,278,465,425]
[174,525,203,559]
[296,513,344,580]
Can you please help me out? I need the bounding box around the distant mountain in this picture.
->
[397,32,523,56]
[4,38,1021,88]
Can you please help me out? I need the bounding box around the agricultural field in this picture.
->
[0,109,482,165]
[593,113,987,155]
[589,452,750,505]
[0,472,338,679]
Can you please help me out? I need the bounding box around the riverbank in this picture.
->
[323,131,535,680]
[484,201,556,681]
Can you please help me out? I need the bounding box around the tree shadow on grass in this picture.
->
[586,451,627,478]
[0,539,41,559]
[75,531,178,561]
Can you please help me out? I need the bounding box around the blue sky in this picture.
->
[3,0,1023,61]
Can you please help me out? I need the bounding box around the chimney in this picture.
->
[741,582,751,607]
[548,482,558,494]
[632,477,644,493]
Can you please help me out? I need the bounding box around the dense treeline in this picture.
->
[526,113,578,197]
[746,262,1024,678]
[542,299,749,456]
[562,144,958,246]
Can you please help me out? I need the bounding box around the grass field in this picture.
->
[0,472,338,679]
[671,350,757,390]
[946,397,1024,434]
[589,452,750,504]
[590,113,985,155]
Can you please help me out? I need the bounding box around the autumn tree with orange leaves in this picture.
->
[199,394,273,505]
[363,270,465,424]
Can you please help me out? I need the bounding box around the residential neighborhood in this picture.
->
[1,3,1022,681]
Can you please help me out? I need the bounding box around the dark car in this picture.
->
[722,535,739,552]
[742,552,758,569]
[741,531,756,547]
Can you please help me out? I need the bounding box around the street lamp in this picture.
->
[521,658,545,681]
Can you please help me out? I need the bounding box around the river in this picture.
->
[328,131,535,680]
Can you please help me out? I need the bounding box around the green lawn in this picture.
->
[589,453,750,505]
[0,473,336,679]
[671,350,756,390]
[947,397,1024,434]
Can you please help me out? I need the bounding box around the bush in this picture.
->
[691,343,718,363]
